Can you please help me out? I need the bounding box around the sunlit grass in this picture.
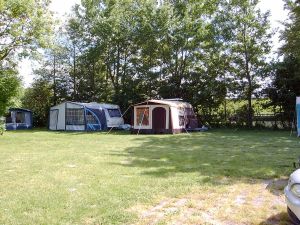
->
[0,129,299,224]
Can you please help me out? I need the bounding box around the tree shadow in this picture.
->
[115,130,299,182]
[5,129,131,135]
[5,128,48,133]
[266,179,289,196]
[258,211,292,225]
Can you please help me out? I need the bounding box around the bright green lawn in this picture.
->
[0,129,299,224]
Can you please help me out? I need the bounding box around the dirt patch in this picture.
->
[130,180,290,225]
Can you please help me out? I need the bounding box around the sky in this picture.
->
[19,0,289,87]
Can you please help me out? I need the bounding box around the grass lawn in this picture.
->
[0,129,299,225]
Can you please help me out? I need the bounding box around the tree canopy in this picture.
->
[266,0,300,122]
[22,0,273,126]
[6,0,300,128]
[0,0,53,116]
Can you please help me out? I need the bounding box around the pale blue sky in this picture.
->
[19,0,289,87]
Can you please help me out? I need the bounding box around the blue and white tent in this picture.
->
[297,97,300,137]
[49,102,124,131]
[5,108,33,130]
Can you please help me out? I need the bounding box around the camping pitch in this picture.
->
[132,99,198,134]
[49,102,124,131]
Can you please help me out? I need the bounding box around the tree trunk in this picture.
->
[91,60,95,100]
[223,72,227,122]
[53,54,57,105]
[245,58,253,128]
[247,84,252,128]
[72,44,76,100]
[242,23,253,128]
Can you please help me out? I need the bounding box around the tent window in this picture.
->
[179,116,185,126]
[16,112,25,123]
[86,111,98,124]
[5,113,12,123]
[185,108,193,115]
[107,109,121,117]
[66,108,85,125]
[136,107,149,126]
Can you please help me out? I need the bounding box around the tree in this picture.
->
[266,0,300,125]
[21,79,52,127]
[219,0,272,127]
[0,67,20,116]
[0,0,52,63]
[266,57,300,126]
[0,0,53,116]
[33,29,74,106]
[280,0,300,62]
[56,0,273,127]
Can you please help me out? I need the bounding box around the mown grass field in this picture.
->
[0,129,299,225]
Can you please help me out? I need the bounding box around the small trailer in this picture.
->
[5,108,33,130]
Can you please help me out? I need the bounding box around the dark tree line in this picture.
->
[21,0,275,127]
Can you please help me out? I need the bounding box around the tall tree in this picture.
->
[34,44,72,106]
[0,67,20,116]
[22,79,52,127]
[0,0,53,116]
[280,0,300,61]
[267,0,300,123]
[60,0,273,126]
[266,57,300,118]
[220,0,272,127]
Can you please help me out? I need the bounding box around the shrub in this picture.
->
[0,117,5,135]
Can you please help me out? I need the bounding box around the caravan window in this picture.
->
[66,108,85,125]
[136,107,149,126]
[107,109,121,117]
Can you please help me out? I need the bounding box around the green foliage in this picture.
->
[216,0,272,127]
[0,68,20,116]
[63,0,233,116]
[21,79,52,127]
[0,0,53,119]
[26,0,274,126]
[0,117,5,135]
[267,0,300,120]
[0,0,53,62]
[266,57,300,120]
[280,0,300,61]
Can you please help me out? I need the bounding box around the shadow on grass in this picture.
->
[5,128,131,135]
[258,211,291,225]
[115,130,299,182]
[5,128,48,133]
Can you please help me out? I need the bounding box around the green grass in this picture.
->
[0,129,299,224]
